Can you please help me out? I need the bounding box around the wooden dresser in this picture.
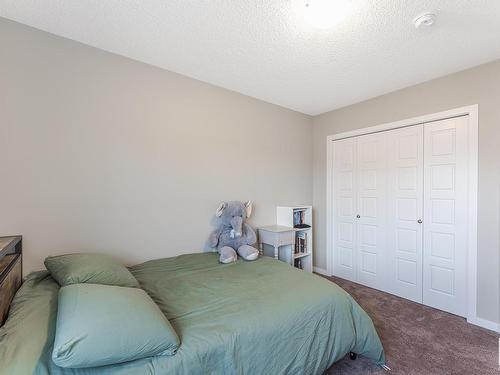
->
[0,236,22,326]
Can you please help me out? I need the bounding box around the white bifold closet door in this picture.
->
[332,115,469,318]
[333,137,357,282]
[355,133,387,291]
[333,133,387,290]
[422,116,468,317]
[386,125,424,303]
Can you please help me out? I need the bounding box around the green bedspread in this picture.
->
[0,253,384,374]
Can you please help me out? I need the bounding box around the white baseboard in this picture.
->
[467,316,500,333]
[313,267,329,276]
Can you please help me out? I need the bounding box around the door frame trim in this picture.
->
[326,104,480,328]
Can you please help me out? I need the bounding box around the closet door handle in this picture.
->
[417,219,422,224]
[356,215,361,219]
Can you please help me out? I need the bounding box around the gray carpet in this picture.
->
[323,276,499,375]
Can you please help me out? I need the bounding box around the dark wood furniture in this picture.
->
[0,236,22,326]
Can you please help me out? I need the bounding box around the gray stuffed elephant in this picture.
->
[208,201,260,263]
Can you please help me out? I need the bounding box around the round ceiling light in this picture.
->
[413,13,436,29]
[304,0,352,29]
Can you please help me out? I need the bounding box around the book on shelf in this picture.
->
[294,231,308,254]
[293,209,310,228]
[294,258,303,270]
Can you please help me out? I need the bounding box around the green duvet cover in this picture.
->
[0,253,384,374]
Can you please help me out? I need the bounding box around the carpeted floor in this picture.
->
[323,276,499,375]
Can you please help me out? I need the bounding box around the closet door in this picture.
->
[333,138,357,282]
[423,116,468,317]
[355,133,387,291]
[386,125,424,303]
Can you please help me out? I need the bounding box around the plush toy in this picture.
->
[208,200,260,264]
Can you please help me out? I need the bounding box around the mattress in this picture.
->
[0,252,385,374]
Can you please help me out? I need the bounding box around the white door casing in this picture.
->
[422,116,469,317]
[386,125,424,303]
[355,133,387,291]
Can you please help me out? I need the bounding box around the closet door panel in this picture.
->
[333,138,357,282]
[423,116,468,317]
[386,125,423,303]
[356,133,387,291]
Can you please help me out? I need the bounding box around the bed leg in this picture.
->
[349,352,357,360]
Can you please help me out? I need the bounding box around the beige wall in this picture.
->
[313,60,500,323]
[0,18,312,273]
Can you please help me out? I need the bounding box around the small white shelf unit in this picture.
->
[276,206,313,273]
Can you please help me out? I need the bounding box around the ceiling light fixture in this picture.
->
[413,13,436,29]
[304,0,352,29]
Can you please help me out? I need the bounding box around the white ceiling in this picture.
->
[2,1,500,115]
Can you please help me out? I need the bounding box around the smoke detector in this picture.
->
[413,13,436,29]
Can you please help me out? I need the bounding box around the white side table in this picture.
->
[257,225,295,261]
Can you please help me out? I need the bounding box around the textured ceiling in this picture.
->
[1,1,500,115]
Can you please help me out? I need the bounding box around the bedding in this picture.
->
[52,284,179,368]
[0,253,385,374]
[44,253,139,288]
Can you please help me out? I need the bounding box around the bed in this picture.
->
[0,252,385,374]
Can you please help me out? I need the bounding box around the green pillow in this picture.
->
[44,253,139,288]
[52,283,180,368]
